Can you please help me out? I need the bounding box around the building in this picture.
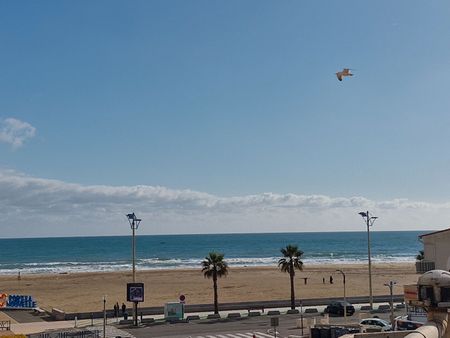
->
[416,228,450,273]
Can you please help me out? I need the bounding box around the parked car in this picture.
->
[324,301,355,316]
[360,318,392,331]
[394,315,424,331]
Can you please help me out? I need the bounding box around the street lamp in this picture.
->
[359,211,378,309]
[126,212,141,326]
[336,269,347,322]
[102,295,106,338]
[384,280,397,328]
[300,301,304,336]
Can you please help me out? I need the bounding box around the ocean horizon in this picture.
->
[0,231,424,275]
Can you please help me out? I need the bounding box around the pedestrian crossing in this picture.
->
[194,331,276,338]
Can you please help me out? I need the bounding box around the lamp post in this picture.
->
[336,269,347,322]
[384,280,397,328]
[126,212,141,326]
[103,295,106,338]
[300,301,304,336]
[358,211,378,309]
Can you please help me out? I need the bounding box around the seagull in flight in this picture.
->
[336,68,353,81]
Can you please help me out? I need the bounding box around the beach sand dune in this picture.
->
[0,263,418,313]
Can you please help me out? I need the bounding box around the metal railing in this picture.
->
[416,261,435,273]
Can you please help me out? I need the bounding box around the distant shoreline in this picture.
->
[0,262,418,313]
[0,258,417,275]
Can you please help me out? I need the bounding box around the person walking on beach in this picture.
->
[322,277,325,284]
[329,275,333,284]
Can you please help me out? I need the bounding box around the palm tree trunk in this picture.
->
[290,269,295,309]
[213,272,219,314]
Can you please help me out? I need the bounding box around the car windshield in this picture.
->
[362,319,390,326]
[337,301,352,306]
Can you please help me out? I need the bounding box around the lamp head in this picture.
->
[358,212,367,218]
[126,213,136,220]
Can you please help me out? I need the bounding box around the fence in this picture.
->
[28,330,99,338]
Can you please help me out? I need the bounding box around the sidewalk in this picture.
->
[5,302,405,336]
[9,317,122,335]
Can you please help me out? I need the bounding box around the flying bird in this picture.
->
[336,68,353,81]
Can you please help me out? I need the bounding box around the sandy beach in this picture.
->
[0,263,418,313]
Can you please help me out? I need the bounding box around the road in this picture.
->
[121,310,396,338]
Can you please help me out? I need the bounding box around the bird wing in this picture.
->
[336,73,343,81]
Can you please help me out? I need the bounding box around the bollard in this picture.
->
[74,316,77,328]
[91,313,94,326]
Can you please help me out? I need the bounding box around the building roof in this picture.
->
[419,228,450,238]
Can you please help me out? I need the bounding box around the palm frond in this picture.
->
[278,244,304,273]
[201,251,229,278]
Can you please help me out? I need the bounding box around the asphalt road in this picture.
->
[121,310,397,338]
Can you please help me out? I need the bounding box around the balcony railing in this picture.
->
[415,260,435,273]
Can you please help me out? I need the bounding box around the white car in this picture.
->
[360,318,392,331]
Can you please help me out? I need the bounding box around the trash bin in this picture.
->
[320,328,331,338]
[331,327,347,338]
[311,328,321,338]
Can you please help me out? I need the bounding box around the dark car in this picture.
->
[324,301,355,316]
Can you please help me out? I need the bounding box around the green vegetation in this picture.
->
[416,250,425,261]
[201,252,229,314]
[278,244,304,310]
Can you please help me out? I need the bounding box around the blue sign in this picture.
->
[6,294,36,308]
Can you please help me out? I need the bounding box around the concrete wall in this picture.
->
[354,331,415,338]
[423,231,450,271]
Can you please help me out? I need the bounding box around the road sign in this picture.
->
[127,283,144,302]
[270,317,279,327]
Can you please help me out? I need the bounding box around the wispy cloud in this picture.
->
[0,169,446,237]
[0,118,36,149]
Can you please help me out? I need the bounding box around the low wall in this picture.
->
[61,294,404,320]
[355,331,416,338]
[51,308,66,321]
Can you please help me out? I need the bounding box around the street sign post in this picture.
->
[270,317,279,338]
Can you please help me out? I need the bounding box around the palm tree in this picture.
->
[201,252,229,314]
[278,244,304,309]
[416,250,425,261]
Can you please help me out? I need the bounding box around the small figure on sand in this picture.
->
[322,277,325,284]
[329,276,333,284]
[121,302,127,318]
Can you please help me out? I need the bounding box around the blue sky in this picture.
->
[1,1,450,237]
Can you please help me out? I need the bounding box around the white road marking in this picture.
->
[193,332,273,338]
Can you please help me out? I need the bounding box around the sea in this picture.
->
[0,231,424,275]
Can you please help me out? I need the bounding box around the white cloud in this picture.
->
[0,118,36,149]
[0,169,447,238]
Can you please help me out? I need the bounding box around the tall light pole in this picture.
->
[336,269,347,322]
[359,211,378,309]
[384,280,397,328]
[126,212,141,326]
[103,295,106,338]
